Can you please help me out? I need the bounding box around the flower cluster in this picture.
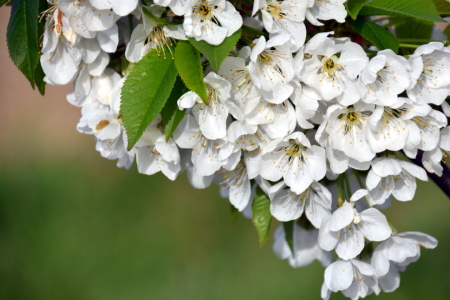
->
[38,0,448,299]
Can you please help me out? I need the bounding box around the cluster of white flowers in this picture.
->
[39,0,448,299]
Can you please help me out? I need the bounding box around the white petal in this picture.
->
[318,215,339,251]
[359,208,392,241]
[335,226,365,260]
[324,260,353,292]
[328,201,353,231]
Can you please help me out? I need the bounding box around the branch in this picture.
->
[406,150,450,199]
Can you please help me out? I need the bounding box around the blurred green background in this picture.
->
[1,7,450,300]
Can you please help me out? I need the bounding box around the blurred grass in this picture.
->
[0,157,449,300]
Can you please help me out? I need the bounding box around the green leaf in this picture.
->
[432,0,450,14]
[252,187,272,248]
[396,17,435,54]
[188,29,242,72]
[396,18,434,40]
[160,76,187,141]
[121,48,178,150]
[0,0,12,6]
[283,221,294,254]
[349,18,399,53]
[34,64,46,95]
[174,41,208,104]
[444,24,450,39]
[7,0,40,88]
[359,0,444,22]
[142,6,183,25]
[34,0,47,95]
[347,0,369,19]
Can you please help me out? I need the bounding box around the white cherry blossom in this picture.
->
[126,5,186,63]
[319,200,392,260]
[408,42,450,105]
[260,132,327,194]
[216,161,252,211]
[183,0,243,45]
[178,72,238,140]
[253,0,311,50]
[324,104,376,163]
[135,126,181,180]
[366,157,428,205]
[300,36,368,106]
[269,181,331,227]
[359,49,410,106]
[306,0,347,26]
[273,223,332,268]
[248,35,295,103]
[322,259,380,300]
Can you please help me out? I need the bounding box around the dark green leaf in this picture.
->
[34,0,47,95]
[252,187,272,248]
[0,0,12,6]
[396,17,434,40]
[395,17,435,53]
[444,24,450,39]
[34,64,46,95]
[359,0,444,22]
[349,17,399,53]
[347,0,369,19]
[7,0,40,88]
[188,29,242,72]
[432,0,450,14]
[161,76,187,141]
[142,6,183,25]
[174,41,208,104]
[283,221,294,254]
[121,48,178,150]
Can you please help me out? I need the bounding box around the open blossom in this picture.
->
[366,98,421,153]
[321,259,380,300]
[59,0,119,33]
[407,42,450,105]
[359,49,410,106]
[273,223,332,268]
[253,0,310,50]
[218,56,261,112]
[366,157,428,205]
[173,114,235,176]
[216,161,252,211]
[126,5,186,62]
[260,132,326,194]
[269,181,331,227]
[300,34,368,106]
[323,104,376,163]
[422,126,450,175]
[371,232,438,278]
[40,6,82,85]
[87,77,124,140]
[135,125,181,180]
[178,72,241,141]
[319,191,392,260]
[183,0,243,45]
[306,0,347,25]
[248,35,295,103]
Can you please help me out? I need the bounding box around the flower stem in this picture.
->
[399,43,420,49]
